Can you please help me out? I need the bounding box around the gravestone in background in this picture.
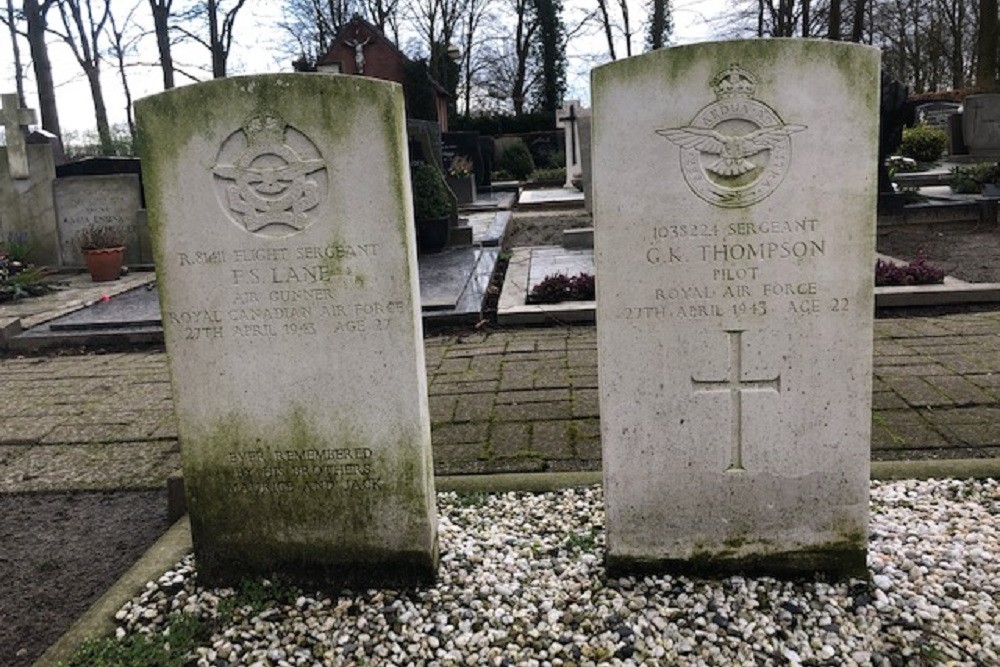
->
[477,136,495,187]
[407,119,443,170]
[442,132,480,205]
[135,74,438,584]
[915,102,960,134]
[54,174,143,267]
[593,40,879,577]
[441,131,484,182]
[963,94,1000,157]
[579,115,593,213]
[0,96,59,266]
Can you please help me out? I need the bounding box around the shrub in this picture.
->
[899,124,947,162]
[497,140,535,181]
[875,255,945,286]
[1,232,51,303]
[948,162,1000,194]
[530,167,566,183]
[77,224,126,250]
[528,272,595,303]
[410,165,452,219]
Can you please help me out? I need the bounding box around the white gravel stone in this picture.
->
[108,479,999,666]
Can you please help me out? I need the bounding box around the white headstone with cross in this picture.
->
[556,100,584,188]
[1,94,37,180]
[593,40,879,577]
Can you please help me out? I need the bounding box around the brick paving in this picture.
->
[1,311,999,493]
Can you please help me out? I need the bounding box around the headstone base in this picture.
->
[606,547,867,580]
[195,548,438,587]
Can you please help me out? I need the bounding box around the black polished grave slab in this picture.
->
[11,246,501,349]
[421,247,499,327]
[10,283,164,350]
[48,284,161,331]
[460,191,517,212]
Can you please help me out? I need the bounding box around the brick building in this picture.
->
[317,15,451,131]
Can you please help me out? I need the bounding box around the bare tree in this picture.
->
[938,0,969,87]
[107,0,143,139]
[9,0,62,139]
[595,0,643,58]
[977,0,998,89]
[177,0,251,78]
[361,0,400,39]
[279,0,358,67]
[510,0,538,115]
[5,0,27,106]
[457,0,496,116]
[147,0,177,88]
[646,0,670,49]
[51,0,113,152]
[407,0,469,93]
[828,0,841,36]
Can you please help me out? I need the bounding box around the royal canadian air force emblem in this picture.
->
[212,112,327,237]
[656,64,806,208]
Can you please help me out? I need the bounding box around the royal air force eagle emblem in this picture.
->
[657,64,806,208]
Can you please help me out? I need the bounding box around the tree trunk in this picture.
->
[829,0,841,39]
[951,0,965,89]
[618,0,631,57]
[801,0,810,37]
[149,0,175,89]
[84,65,113,152]
[649,0,667,49]
[850,0,865,41]
[977,0,999,91]
[109,12,136,140]
[6,0,26,106]
[23,0,61,140]
[597,0,616,60]
[912,6,923,92]
[208,0,225,78]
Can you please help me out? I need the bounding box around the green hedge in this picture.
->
[899,124,947,162]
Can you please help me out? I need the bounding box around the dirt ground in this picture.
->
[2,214,998,666]
[876,220,1000,283]
[505,211,594,248]
[0,490,168,667]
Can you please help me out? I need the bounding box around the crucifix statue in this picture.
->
[1,94,37,180]
[345,34,373,75]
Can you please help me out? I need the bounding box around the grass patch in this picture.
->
[60,612,208,667]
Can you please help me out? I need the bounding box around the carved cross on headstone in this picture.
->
[1,94,37,180]
[691,329,781,472]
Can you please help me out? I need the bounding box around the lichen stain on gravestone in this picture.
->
[212,112,328,238]
[655,64,807,209]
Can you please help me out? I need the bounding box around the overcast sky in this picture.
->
[1,0,729,138]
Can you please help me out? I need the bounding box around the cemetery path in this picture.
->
[877,219,1000,284]
[2,314,1000,664]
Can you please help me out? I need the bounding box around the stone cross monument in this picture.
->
[1,94,37,180]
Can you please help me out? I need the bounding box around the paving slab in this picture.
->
[517,187,585,209]
[1,310,1000,492]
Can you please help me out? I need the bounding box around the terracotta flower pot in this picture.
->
[82,246,125,282]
